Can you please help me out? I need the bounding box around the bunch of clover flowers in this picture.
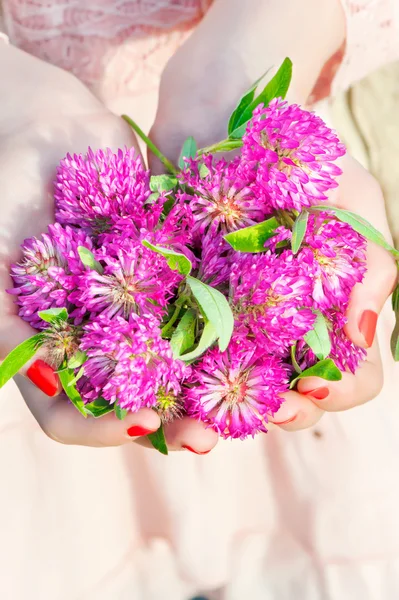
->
[2,57,387,453]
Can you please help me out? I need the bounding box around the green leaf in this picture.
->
[290,344,302,375]
[391,282,399,361]
[392,282,399,312]
[229,123,248,140]
[199,163,210,178]
[78,246,104,274]
[224,217,278,253]
[142,240,192,276]
[239,57,293,127]
[186,276,233,352]
[179,321,217,362]
[291,211,309,254]
[84,397,114,418]
[170,309,197,358]
[290,358,342,389]
[304,311,331,360]
[0,333,45,388]
[67,366,85,386]
[227,68,271,135]
[115,404,128,420]
[149,174,178,193]
[145,192,160,205]
[38,307,68,324]
[67,350,87,369]
[312,206,399,260]
[147,424,168,455]
[58,367,87,417]
[178,136,197,169]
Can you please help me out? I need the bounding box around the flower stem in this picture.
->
[121,114,178,175]
[197,138,243,156]
[161,296,188,337]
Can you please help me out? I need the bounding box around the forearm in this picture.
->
[0,44,103,133]
[165,0,345,107]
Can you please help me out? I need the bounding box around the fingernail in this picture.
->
[273,415,297,426]
[182,445,211,455]
[27,359,59,396]
[359,310,378,348]
[304,386,329,400]
[127,425,155,437]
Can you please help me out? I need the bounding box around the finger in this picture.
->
[15,374,161,447]
[268,390,325,431]
[163,416,219,454]
[297,337,383,412]
[330,157,397,348]
[344,242,397,348]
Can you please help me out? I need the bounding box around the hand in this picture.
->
[149,0,397,434]
[0,46,218,452]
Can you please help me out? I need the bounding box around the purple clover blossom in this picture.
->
[230,250,316,355]
[79,314,190,411]
[197,234,233,288]
[74,240,181,321]
[179,155,269,241]
[54,147,153,233]
[269,212,367,310]
[302,212,367,310]
[185,340,288,439]
[8,223,92,329]
[242,98,346,211]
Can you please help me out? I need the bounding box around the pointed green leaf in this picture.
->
[229,122,248,140]
[78,246,104,274]
[224,217,278,253]
[0,333,45,388]
[147,424,168,455]
[84,397,114,418]
[145,192,160,205]
[239,57,293,127]
[392,283,399,312]
[170,309,197,358]
[312,206,399,260]
[58,367,87,417]
[67,350,87,369]
[304,311,331,360]
[227,68,271,135]
[391,282,399,361]
[186,276,233,352]
[67,366,85,386]
[290,358,342,389]
[142,240,192,276]
[38,307,68,324]
[178,136,197,169]
[115,404,128,420]
[149,174,178,193]
[179,321,217,362]
[291,211,309,254]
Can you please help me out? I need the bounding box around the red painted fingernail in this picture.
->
[182,445,211,455]
[304,387,329,400]
[127,425,155,437]
[27,359,59,396]
[359,310,378,348]
[273,415,297,426]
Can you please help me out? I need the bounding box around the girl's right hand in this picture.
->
[0,45,218,453]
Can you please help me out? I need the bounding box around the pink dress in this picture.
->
[1,2,399,599]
